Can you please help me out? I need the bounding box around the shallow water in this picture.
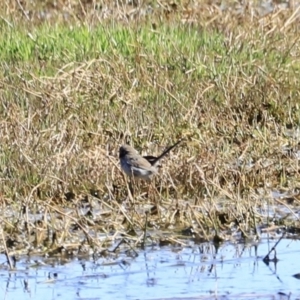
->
[1,236,300,300]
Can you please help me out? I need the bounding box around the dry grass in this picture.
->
[0,0,300,261]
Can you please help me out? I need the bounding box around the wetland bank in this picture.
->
[0,0,300,299]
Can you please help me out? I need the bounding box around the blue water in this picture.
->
[0,237,299,300]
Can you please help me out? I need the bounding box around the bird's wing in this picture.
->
[127,156,154,177]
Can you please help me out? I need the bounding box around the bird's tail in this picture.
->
[149,139,183,166]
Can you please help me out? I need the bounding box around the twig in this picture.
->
[1,229,14,269]
[16,0,30,20]
[263,230,286,263]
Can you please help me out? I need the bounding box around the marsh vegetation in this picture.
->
[0,0,299,266]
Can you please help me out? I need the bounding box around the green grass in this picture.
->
[1,15,299,193]
[0,1,300,255]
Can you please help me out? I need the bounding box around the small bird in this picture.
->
[119,140,182,181]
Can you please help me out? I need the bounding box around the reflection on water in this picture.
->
[1,238,299,300]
